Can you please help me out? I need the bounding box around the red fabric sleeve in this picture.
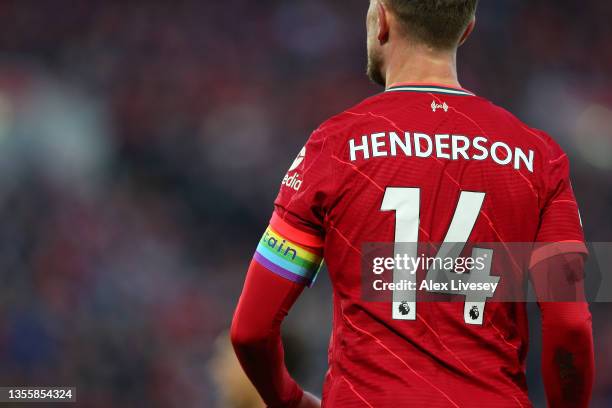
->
[531,142,587,266]
[532,254,594,407]
[231,126,330,406]
[230,260,305,408]
[540,301,594,408]
[274,127,334,237]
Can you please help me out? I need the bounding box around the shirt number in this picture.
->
[380,187,499,325]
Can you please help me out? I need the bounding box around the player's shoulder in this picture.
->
[482,97,567,159]
[311,90,568,162]
[294,94,386,161]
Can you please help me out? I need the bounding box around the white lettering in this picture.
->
[472,136,489,160]
[349,135,370,161]
[346,132,535,172]
[514,148,534,173]
[452,135,470,160]
[390,132,412,157]
[371,133,388,157]
[491,142,512,166]
[414,133,433,158]
[435,134,450,159]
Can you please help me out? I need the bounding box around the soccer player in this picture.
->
[231,1,594,407]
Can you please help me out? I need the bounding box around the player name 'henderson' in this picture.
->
[349,131,535,173]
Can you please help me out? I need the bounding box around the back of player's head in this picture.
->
[384,0,479,50]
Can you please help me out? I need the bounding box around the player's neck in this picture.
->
[384,45,461,90]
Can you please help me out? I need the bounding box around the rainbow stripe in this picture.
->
[254,225,323,286]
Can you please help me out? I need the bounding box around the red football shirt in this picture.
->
[262,83,587,407]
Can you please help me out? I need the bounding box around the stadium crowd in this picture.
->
[0,0,610,406]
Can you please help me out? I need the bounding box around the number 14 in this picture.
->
[381,187,499,325]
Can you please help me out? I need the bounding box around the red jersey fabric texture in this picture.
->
[234,84,592,407]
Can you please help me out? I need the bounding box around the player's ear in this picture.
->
[376,1,390,44]
[458,16,476,46]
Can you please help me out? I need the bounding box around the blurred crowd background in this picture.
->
[0,0,610,407]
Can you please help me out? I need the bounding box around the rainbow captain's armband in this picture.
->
[253,224,323,287]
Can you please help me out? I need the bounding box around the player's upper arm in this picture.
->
[530,139,587,268]
[254,127,335,287]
